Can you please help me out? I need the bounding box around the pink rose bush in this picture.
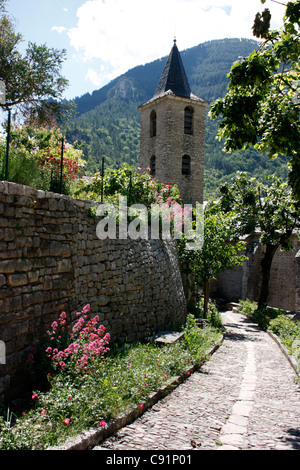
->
[45,304,110,375]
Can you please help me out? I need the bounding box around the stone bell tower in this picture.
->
[139,40,208,205]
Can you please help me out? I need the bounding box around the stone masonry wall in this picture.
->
[0,181,187,401]
[214,234,300,311]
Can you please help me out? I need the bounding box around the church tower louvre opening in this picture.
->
[138,39,208,206]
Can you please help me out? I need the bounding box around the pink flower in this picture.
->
[41,409,46,415]
[45,347,52,356]
[99,420,106,427]
[82,304,90,314]
[64,418,70,425]
[139,404,143,410]
[32,393,38,400]
[26,353,35,364]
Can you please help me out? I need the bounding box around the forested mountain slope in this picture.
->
[66,38,289,200]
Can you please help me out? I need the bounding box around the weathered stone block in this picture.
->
[5,295,22,311]
[0,260,17,273]
[22,292,43,308]
[4,228,15,242]
[98,295,110,306]
[0,274,6,287]
[6,274,28,287]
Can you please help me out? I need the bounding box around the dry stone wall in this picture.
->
[0,181,187,401]
[214,234,300,312]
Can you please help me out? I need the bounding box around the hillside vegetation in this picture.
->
[66,38,289,200]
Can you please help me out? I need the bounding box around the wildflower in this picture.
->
[64,418,70,425]
[25,352,35,366]
[41,409,46,415]
[139,404,144,410]
[32,393,38,400]
[99,420,106,427]
[82,304,90,314]
[45,347,52,357]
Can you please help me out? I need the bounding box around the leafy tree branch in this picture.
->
[0,3,74,126]
[210,0,300,201]
[212,172,299,308]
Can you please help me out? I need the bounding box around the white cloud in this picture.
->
[67,0,285,89]
[85,68,105,87]
[52,25,67,34]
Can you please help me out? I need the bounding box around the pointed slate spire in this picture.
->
[153,39,192,99]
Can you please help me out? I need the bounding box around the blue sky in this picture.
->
[6,0,285,100]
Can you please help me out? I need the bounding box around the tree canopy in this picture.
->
[0,0,73,126]
[211,172,299,308]
[210,0,300,201]
[179,207,247,316]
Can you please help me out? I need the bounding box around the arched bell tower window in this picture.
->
[184,106,193,135]
[182,155,191,175]
[150,110,157,137]
[150,155,156,176]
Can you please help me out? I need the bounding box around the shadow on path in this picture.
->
[285,428,300,450]
[222,313,262,342]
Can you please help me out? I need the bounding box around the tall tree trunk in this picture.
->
[258,244,278,309]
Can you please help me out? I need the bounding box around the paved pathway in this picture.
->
[93,311,300,451]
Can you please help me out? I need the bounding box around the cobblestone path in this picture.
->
[93,311,300,451]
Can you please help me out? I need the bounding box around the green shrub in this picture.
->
[269,315,300,360]
[239,299,258,316]
[195,298,223,328]
[238,299,284,330]
[239,300,300,372]
[183,313,221,361]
